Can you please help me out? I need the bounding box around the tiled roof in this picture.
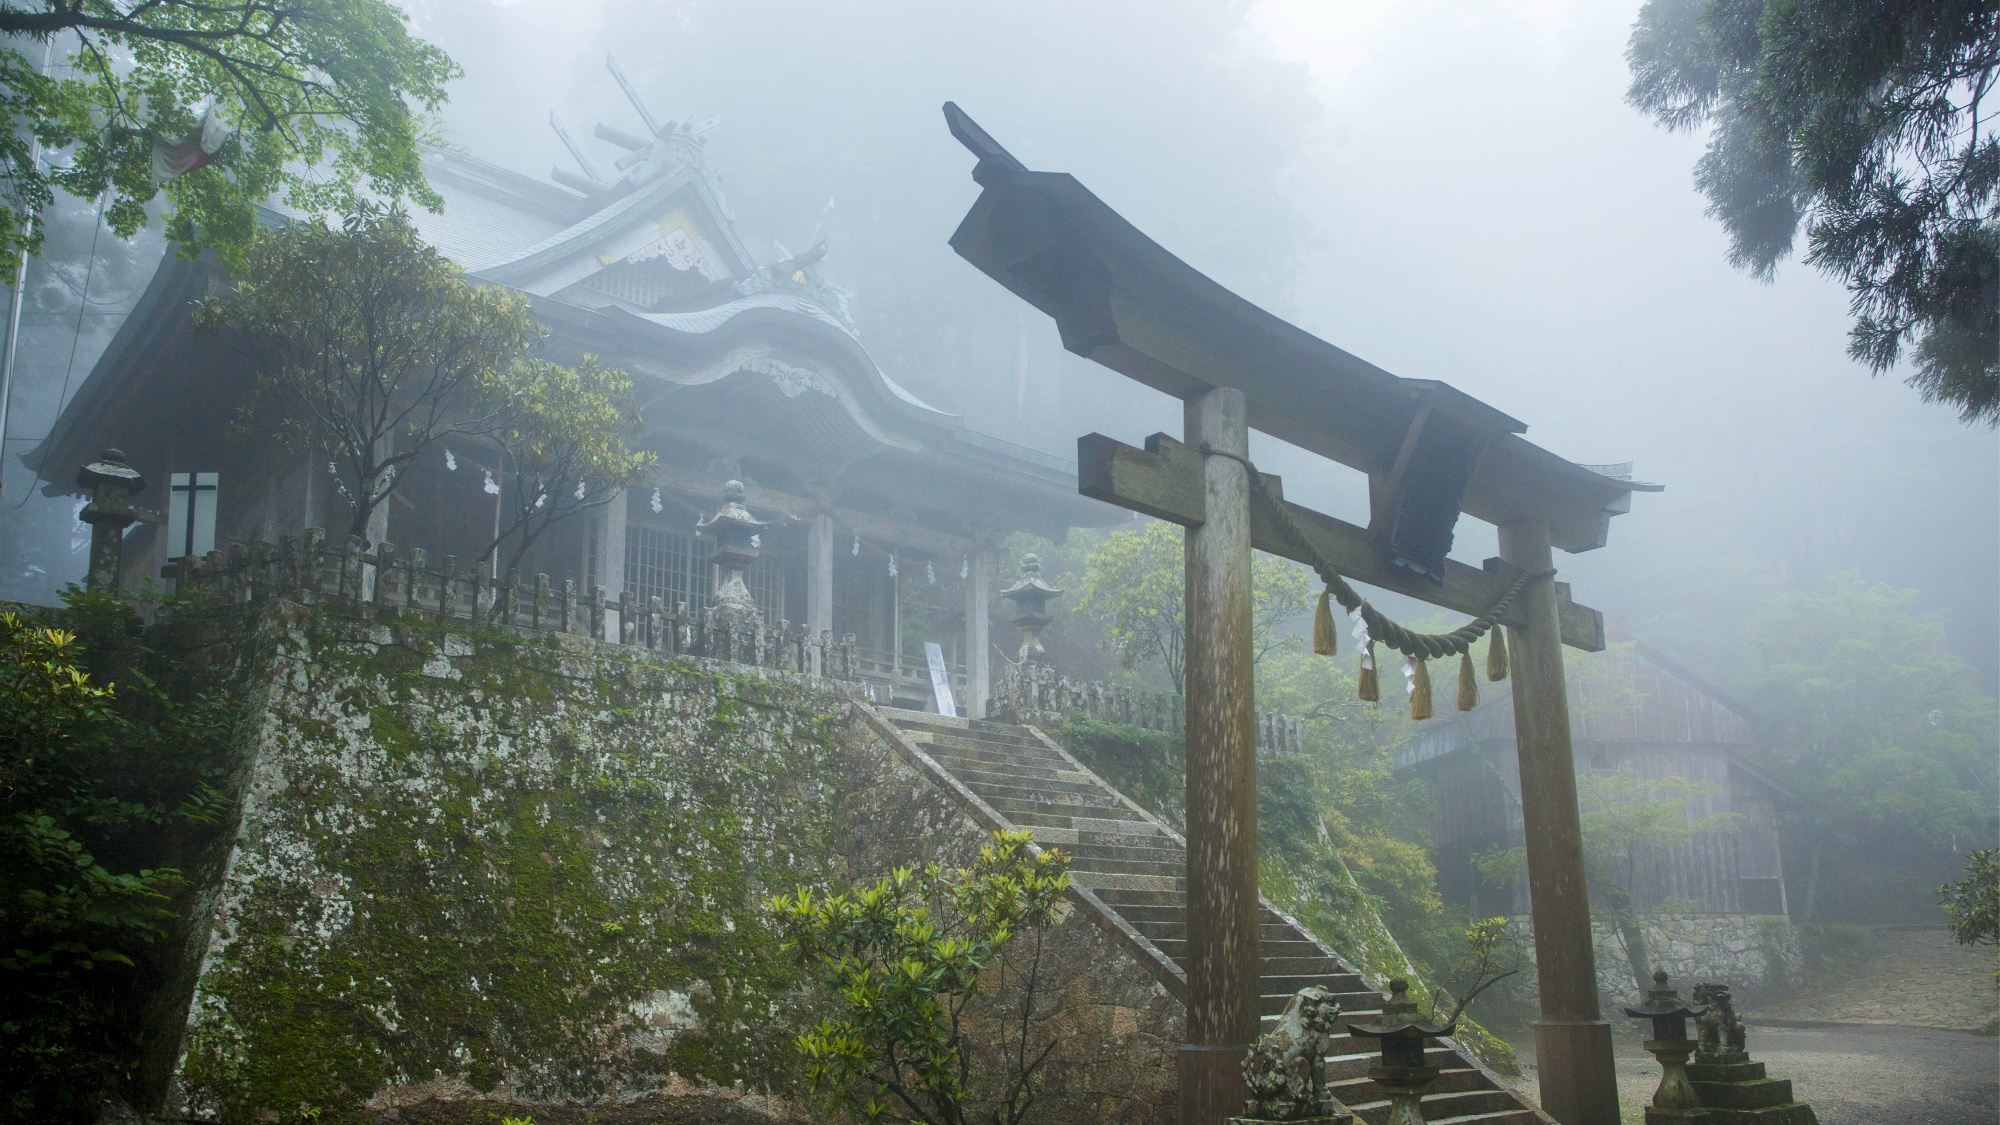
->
[406,177,565,271]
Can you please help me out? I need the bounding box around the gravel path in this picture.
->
[1509,1023,1996,1125]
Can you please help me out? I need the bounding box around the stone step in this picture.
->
[1146,937,1342,964]
[957,780,1130,811]
[918,742,1075,775]
[1059,840,1186,865]
[1322,1046,1463,1080]
[1345,1088,1522,1125]
[1137,927,1319,954]
[1090,895,1289,925]
[1260,990,1384,1016]
[1332,1064,1490,1102]
[1261,958,1353,980]
[1003,809,1157,834]
[878,712,1539,1125]
[1016,823,1178,849]
[1066,854,1185,878]
[1071,869,1185,894]
[1263,973,1378,998]
[1421,1112,1542,1125]
[976,790,1147,817]
[890,716,1049,752]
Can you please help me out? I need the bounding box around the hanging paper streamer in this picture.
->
[650,488,663,513]
[444,448,457,471]
[888,552,898,578]
[534,492,547,509]
[926,560,936,584]
[852,534,860,556]
[575,480,587,500]
[751,534,761,548]
[960,556,969,580]
[482,470,500,496]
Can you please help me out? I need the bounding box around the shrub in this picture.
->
[0,592,237,1121]
[769,831,1071,1125]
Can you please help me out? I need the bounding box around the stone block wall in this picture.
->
[154,602,1183,1124]
[167,605,856,1120]
[1504,912,1801,1009]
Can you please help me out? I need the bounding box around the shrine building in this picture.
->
[22,83,1119,713]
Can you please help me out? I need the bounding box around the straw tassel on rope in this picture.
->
[1487,627,1509,682]
[1312,589,1338,656]
[1409,658,1434,721]
[1457,650,1479,711]
[1358,640,1379,702]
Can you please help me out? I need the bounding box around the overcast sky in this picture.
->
[4,0,1993,681]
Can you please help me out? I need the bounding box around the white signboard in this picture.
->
[924,642,957,718]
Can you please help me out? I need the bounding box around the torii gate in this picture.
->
[943,104,1657,1125]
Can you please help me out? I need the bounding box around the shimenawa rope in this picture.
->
[1195,442,1553,716]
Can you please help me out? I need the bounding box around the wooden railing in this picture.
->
[165,529,862,680]
[992,660,1305,758]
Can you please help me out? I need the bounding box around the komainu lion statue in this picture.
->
[1691,981,1748,1064]
[1237,985,1352,1123]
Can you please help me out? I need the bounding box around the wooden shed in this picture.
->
[1395,640,1795,919]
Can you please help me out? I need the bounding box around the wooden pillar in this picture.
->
[597,491,628,642]
[1179,386,1258,1125]
[1499,518,1619,1125]
[964,545,990,717]
[808,513,835,675]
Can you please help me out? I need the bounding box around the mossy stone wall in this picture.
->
[169,607,855,1121]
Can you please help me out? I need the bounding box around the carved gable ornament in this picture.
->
[746,356,837,399]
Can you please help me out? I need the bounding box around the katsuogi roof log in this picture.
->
[943,103,1658,557]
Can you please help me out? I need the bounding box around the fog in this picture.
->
[2,0,1994,683]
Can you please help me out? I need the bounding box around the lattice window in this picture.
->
[624,524,785,625]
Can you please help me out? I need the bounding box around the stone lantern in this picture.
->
[1346,979,1451,1125]
[999,553,1062,664]
[696,480,768,628]
[1623,970,1710,1124]
[76,449,146,591]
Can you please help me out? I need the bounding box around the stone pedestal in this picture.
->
[1686,1060,1818,1125]
[1227,1116,1351,1125]
[1367,1065,1439,1125]
[1639,1039,1708,1125]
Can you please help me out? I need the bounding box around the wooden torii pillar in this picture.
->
[943,104,1654,1125]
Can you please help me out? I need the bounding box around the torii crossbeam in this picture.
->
[943,104,1657,1125]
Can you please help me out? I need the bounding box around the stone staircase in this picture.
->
[872,706,1546,1125]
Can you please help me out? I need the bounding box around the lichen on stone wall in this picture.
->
[172,608,853,1122]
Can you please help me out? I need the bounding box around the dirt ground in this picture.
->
[1746,928,2000,1032]
[1506,1022,1998,1125]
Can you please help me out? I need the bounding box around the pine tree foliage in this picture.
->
[1628,0,2000,423]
